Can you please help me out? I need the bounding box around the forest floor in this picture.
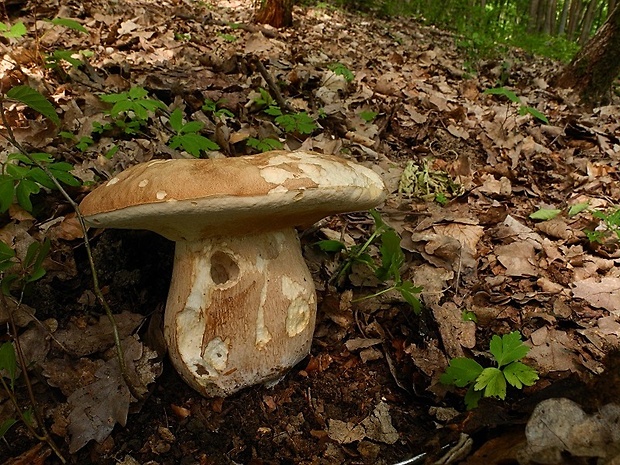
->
[1,0,620,464]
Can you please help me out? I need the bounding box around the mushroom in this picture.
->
[79,151,386,397]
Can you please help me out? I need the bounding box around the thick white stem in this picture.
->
[163,228,316,397]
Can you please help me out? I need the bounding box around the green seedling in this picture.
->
[167,108,219,157]
[317,210,423,313]
[100,87,166,121]
[59,131,94,151]
[328,62,355,82]
[0,153,81,212]
[247,137,283,152]
[175,32,191,41]
[264,106,317,135]
[218,33,237,42]
[0,22,27,39]
[484,87,549,124]
[202,98,234,119]
[0,238,50,294]
[359,110,378,123]
[45,49,84,69]
[252,88,275,109]
[441,331,538,409]
[530,203,620,245]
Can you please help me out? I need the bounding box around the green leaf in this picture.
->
[568,202,590,217]
[316,240,346,253]
[464,385,483,410]
[0,418,17,438]
[169,134,219,157]
[489,331,530,368]
[503,361,538,389]
[0,241,15,263]
[0,178,15,212]
[396,280,423,313]
[6,86,60,125]
[360,110,378,122]
[247,137,283,152]
[328,62,354,82]
[376,229,404,281]
[46,49,83,68]
[180,121,205,134]
[0,342,17,388]
[1,22,27,39]
[474,367,507,399]
[128,87,149,99]
[264,106,283,116]
[15,179,40,211]
[99,92,128,103]
[109,100,134,116]
[523,106,549,124]
[440,357,484,387]
[169,108,184,132]
[483,87,520,103]
[461,310,477,322]
[529,208,562,221]
[49,17,88,33]
[27,167,56,189]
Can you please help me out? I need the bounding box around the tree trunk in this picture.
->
[566,0,584,40]
[579,0,600,43]
[553,3,620,104]
[528,0,541,32]
[558,0,571,34]
[255,0,293,28]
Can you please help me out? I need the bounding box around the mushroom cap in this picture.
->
[80,151,386,241]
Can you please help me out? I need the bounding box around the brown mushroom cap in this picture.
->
[80,151,386,241]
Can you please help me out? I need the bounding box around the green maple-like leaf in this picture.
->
[440,357,484,388]
[503,361,539,389]
[474,367,507,399]
[489,331,530,368]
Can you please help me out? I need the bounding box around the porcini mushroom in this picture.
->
[79,150,386,397]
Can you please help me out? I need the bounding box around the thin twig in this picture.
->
[250,54,294,113]
[0,100,145,402]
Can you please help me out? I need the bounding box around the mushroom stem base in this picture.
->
[164,229,317,397]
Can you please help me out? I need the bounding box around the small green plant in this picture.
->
[328,62,355,82]
[0,153,81,212]
[202,98,235,119]
[218,32,237,42]
[45,49,84,70]
[0,239,50,293]
[100,87,166,121]
[317,210,423,313]
[174,32,191,41]
[0,21,27,39]
[59,131,94,151]
[264,106,317,135]
[167,108,219,157]
[252,88,275,109]
[530,203,620,245]
[441,331,539,409]
[484,87,549,124]
[359,110,378,123]
[247,137,283,152]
